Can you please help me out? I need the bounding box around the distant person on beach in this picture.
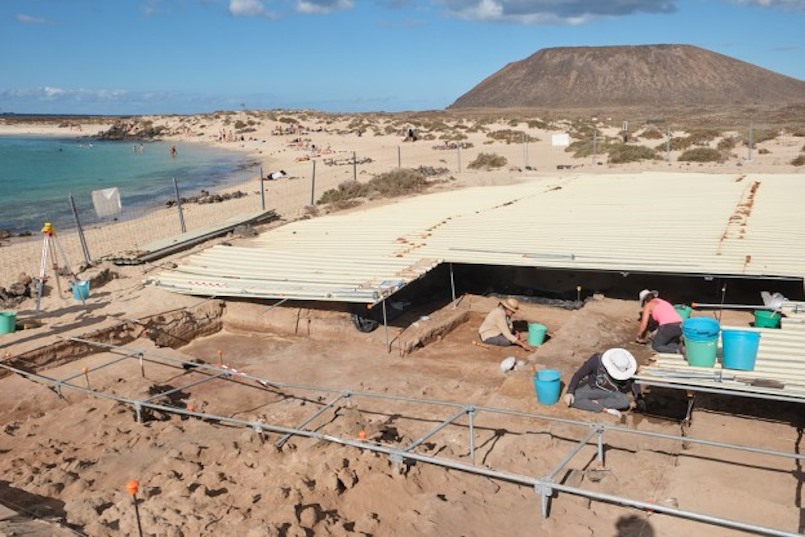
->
[170,145,177,159]
[636,289,683,353]
[267,170,287,180]
[478,297,532,351]
[564,348,644,417]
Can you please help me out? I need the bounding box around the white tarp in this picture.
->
[551,133,570,147]
[92,187,122,218]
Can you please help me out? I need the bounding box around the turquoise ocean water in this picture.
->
[0,136,254,234]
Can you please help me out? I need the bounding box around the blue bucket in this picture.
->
[72,281,90,301]
[682,317,720,341]
[533,369,561,405]
[721,330,761,371]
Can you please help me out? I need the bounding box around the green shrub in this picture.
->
[758,148,771,155]
[744,129,779,145]
[468,152,507,170]
[687,129,722,145]
[791,154,805,166]
[607,145,660,164]
[317,169,431,205]
[717,137,737,151]
[786,126,805,137]
[526,119,551,129]
[368,169,429,197]
[638,128,665,140]
[317,181,369,204]
[566,139,617,159]
[678,147,722,162]
[486,129,537,144]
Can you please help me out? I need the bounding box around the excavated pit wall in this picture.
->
[2,300,225,378]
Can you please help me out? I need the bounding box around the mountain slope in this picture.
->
[449,45,805,109]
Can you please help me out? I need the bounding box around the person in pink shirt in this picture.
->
[636,289,683,353]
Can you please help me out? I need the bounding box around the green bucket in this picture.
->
[686,337,718,367]
[0,311,17,334]
[754,310,780,329]
[528,323,548,347]
[674,304,692,320]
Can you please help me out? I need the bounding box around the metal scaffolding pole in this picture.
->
[275,393,346,448]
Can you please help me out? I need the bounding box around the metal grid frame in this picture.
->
[1,339,803,537]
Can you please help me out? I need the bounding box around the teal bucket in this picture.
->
[533,369,561,405]
[528,323,548,347]
[72,281,90,301]
[721,330,761,371]
[674,304,692,320]
[0,311,16,334]
[754,310,780,329]
[682,317,720,341]
[685,338,718,367]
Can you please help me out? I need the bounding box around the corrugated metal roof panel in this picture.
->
[149,173,805,302]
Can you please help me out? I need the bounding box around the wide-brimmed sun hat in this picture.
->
[601,348,637,380]
[639,289,658,305]
[500,297,520,312]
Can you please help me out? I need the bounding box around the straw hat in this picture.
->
[601,348,637,380]
[639,289,658,305]
[500,297,520,312]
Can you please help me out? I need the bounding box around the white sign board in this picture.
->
[92,187,122,218]
[551,133,570,147]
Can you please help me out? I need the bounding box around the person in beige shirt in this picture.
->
[478,297,532,351]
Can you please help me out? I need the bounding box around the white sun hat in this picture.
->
[601,348,637,380]
[499,356,516,372]
[638,289,658,305]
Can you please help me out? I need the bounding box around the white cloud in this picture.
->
[16,14,51,24]
[296,0,355,14]
[732,0,805,9]
[43,87,67,98]
[437,0,677,24]
[229,0,271,16]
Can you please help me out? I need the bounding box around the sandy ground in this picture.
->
[0,112,803,536]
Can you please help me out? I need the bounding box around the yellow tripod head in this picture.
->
[41,222,55,236]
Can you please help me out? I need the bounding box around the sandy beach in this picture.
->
[1,110,804,536]
[2,110,803,286]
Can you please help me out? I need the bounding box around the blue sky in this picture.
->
[1,0,803,115]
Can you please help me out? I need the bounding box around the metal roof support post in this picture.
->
[259,167,265,211]
[467,406,476,465]
[310,160,316,207]
[596,426,605,464]
[172,177,186,234]
[449,263,456,304]
[383,299,390,353]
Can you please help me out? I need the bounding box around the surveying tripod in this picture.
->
[35,222,84,313]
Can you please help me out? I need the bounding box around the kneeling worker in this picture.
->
[563,348,644,418]
[478,297,532,351]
